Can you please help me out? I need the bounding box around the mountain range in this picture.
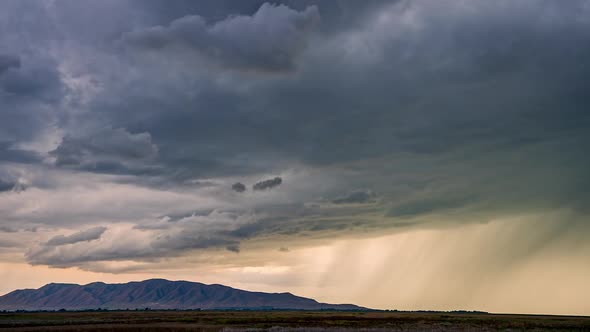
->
[0,279,365,311]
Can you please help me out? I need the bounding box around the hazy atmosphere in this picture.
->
[0,0,589,315]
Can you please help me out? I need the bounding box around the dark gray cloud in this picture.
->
[122,3,320,72]
[0,54,20,74]
[0,179,15,192]
[0,65,61,100]
[53,128,157,164]
[132,0,391,34]
[79,0,587,183]
[208,1,589,168]
[0,56,64,145]
[232,182,246,193]
[0,142,42,164]
[44,226,107,246]
[253,177,282,191]
[50,128,159,174]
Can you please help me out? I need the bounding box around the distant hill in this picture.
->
[0,279,365,311]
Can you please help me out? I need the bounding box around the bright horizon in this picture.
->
[0,0,589,316]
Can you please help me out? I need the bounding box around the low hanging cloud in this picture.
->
[23,202,371,269]
[253,177,282,191]
[122,3,320,72]
[25,210,249,267]
[44,226,107,246]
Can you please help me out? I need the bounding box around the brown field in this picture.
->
[0,310,589,331]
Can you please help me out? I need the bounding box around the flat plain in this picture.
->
[1,310,589,331]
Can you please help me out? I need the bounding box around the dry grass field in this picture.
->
[0,310,589,331]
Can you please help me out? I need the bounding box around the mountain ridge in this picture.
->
[0,279,366,311]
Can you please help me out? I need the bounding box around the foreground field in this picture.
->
[0,310,589,331]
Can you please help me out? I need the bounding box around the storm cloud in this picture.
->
[122,3,320,72]
[0,1,589,313]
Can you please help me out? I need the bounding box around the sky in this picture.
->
[0,0,589,315]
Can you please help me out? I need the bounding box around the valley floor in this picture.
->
[0,310,589,331]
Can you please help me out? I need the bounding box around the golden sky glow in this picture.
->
[3,215,588,315]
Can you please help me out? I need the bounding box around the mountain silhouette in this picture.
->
[0,279,365,311]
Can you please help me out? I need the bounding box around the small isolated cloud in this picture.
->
[122,3,320,72]
[332,190,376,204]
[226,244,240,253]
[232,182,246,193]
[253,177,282,191]
[45,226,107,246]
[278,247,289,252]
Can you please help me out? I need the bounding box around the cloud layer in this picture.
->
[45,227,107,246]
